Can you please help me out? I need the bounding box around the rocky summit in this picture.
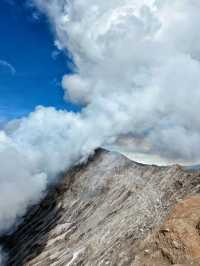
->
[1,149,200,266]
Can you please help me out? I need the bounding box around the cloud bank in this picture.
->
[1,0,200,262]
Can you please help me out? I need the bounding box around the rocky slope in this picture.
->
[134,196,200,265]
[1,149,200,265]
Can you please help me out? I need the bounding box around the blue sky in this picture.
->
[0,0,79,124]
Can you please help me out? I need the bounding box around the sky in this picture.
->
[0,0,79,125]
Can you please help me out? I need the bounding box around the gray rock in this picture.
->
[1,149,200,266]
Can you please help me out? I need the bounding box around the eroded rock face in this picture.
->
[1,149,200,266]
[133,196,200,266]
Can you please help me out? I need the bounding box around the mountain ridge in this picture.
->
[1,149,200,265]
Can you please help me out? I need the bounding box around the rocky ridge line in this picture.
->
[1,149,200,265]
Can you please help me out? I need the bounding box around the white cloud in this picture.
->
[0,60,16,75]
[33,0,200,161]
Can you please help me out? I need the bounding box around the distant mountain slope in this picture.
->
[1,149,200,265]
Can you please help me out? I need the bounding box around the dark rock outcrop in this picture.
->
[1,149,200,265]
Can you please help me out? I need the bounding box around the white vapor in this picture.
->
[1,0,200,261]
[33,0,200,162]
[0,60,16,75]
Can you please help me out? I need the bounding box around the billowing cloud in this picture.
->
[33,0,200,162]
[1,0,200,261]
[0,60,16,75]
